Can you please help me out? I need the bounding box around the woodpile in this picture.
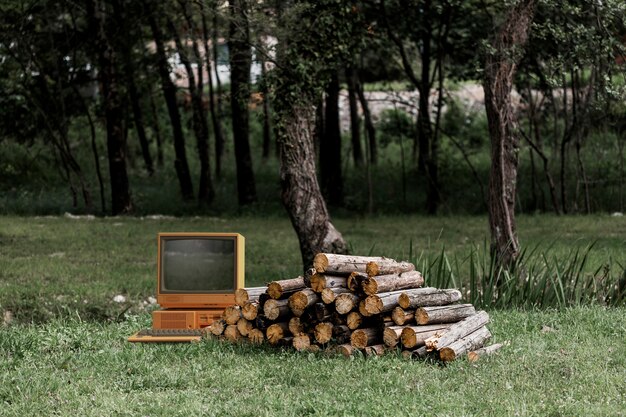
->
[209,253,501,362]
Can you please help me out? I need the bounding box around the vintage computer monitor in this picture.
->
[128,232,244,342]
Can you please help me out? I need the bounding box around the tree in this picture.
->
[483,0,536,267]
[88,0,133,215]
[147,5,195,201]
[320,70,344,206]
[229,0,257,206]
[269,0,362,269]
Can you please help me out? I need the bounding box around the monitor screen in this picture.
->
[160,237,236,293]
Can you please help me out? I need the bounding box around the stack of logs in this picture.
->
[209,254,501,362]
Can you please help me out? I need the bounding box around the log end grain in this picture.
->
[210,319,226,336]
[266,282,283,299]
[383,327,400,348]
[242,301,259,321]
[313,253,329,273]
[223,324,241,342]
[248,328,265,344]
[400,327,417,349]
[266,323,287,345]
[234,288,249,306]
[337,343,355,357]
[346,312,363,330]
[314,322,333,344]
[362,278,378,296]
[223,305,242,325]
[310,274,326,293]
[236,318,253,337]
[292,333,311,351]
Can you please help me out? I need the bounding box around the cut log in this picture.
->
[400,324,453,349]
[382,326,405,348]
[332,325,352,344]
[292,333,311,351]
[335,293,360,315]
[255,315,275,331]
[366,258,415,277]
[439,326,492,362]
[350,327,382,349]
[288,289,320,316]
[398,288,462,309]
[223,324,241,342]
[468,343,504,362]
[258,292,271,309]
[248,328,265,344]
[401,346,428,360]
[288,316,304,335]
[425,311,490,351]
[364,344,387,357]
[235,287,266,306]
[223,305,242,325]
[337,343,355,357]
[242,301,259,321]
[361,289,415,316]
[321,287,350,304]
[362,271,424,295]
[391,307,415,326]
[267,276,306,299]
[346,312,362,330]
[266,322,290,345]
[236,318,253,337]
[210,319,226,336]
[415,304,476,325]
[263,298,291,321]
[347,272,368,292]
[310,274,347,293]
[276,336,294,347]
[314,322,334,344]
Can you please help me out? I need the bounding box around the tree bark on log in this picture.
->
[335,293,360,315]
[263,298,291,321]
[313,254,414,277]
[400,324,452,349]
[267,322,290,345]
[242,301,259,321]
[402,346,428,360]
[425,311,490,351]
[314,322,334,344]
[398,288,462,309]
[362,271,424,295]
[267,276,305,299]
[321,287,350,304]
[365,344,387,357]
[350,327,382,349]
[223,305,242,325]
[439,326,492,362]
[288,289,320,316]
[235,287,266,306]
[392,307,415,326]
[332,325,352,344]
[415,304,476,325]
[310,274,347,293]
[468,343,504,362]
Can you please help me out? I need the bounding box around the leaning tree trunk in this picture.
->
[320,71,343,206]
[483,0,536,268]
[229,0,257,206]
[276,103,348,270]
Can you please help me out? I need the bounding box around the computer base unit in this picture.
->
[152,309,223,329]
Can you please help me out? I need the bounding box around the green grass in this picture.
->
[1,306,624,416]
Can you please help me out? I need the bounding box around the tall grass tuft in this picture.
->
[411,242,625,309]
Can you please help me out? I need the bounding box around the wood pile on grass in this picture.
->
[210,254,502,362]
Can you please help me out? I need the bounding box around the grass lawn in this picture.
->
[1,306,625,416]
[0,213,624,415]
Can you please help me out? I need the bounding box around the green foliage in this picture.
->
[377,109,415,148]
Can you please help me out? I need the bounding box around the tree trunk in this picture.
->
[92,0,133,215]
[147,11,194,200]
[345,67,364,167]
[168,13,214,204]
[229,0,257,206]
[276,102,348,270]
[355,71,377,165]
[483,0,536,267]
[320,71,344,206]
[212,8,225,179]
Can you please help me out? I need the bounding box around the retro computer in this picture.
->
[128,232,245,342]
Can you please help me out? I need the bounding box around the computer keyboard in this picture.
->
[128,328,207,343]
